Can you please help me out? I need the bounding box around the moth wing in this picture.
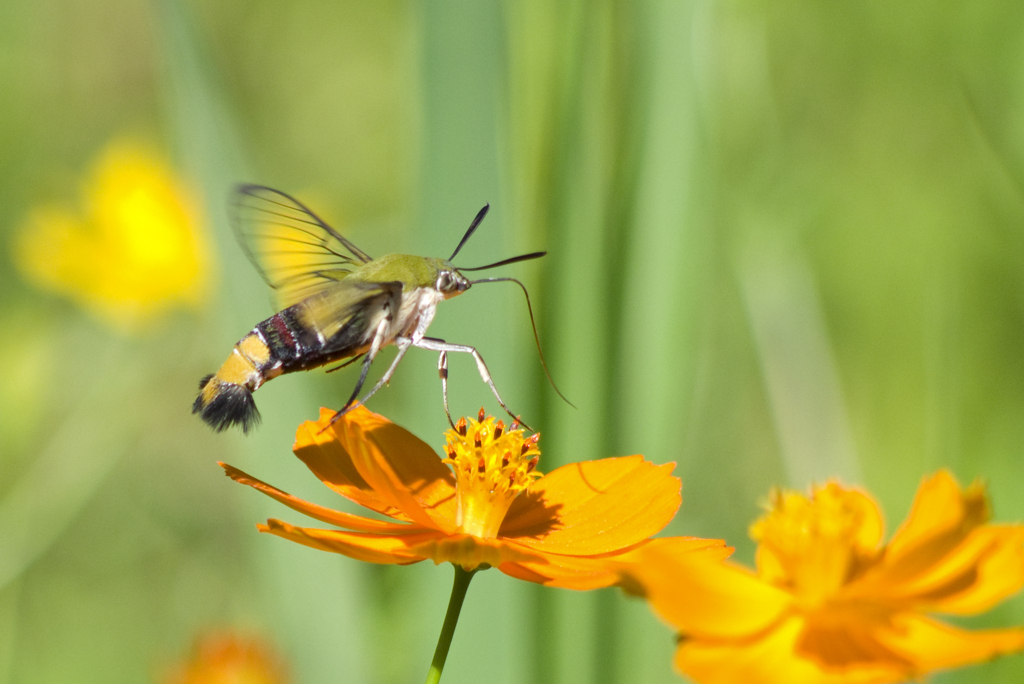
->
[301,280,403,348]
[231,184,373,308]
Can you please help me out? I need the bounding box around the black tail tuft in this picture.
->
[193,376,261,434]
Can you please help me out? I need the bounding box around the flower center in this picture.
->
[750,483,881,608]
[442,409,542,539]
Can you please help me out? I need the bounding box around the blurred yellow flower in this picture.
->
[164,632,287,684]
[621,471,1024,684]
[14,137,211,331]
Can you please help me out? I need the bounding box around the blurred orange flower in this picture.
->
[14,137,211,331]
[165,632,286,684]
[223,406,722,588]
[620,471,1024,684]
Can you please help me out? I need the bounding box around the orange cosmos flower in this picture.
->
[222,406,722,588]
[620,471,1024,684]
[164,632,287,684]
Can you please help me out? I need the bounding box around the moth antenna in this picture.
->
[466,276,574,408]
[449,204,490,262]
[458,251,546,271]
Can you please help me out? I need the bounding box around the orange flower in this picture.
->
[165,632,287,684]
[222,406,722,588]
[620,471,1024,684]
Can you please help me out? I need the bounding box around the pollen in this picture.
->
[441,411,542,539]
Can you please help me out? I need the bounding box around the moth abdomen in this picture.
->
[192,329,276,433]
[193,307,351,432]
[192,375,261,433]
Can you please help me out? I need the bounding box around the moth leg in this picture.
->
[324,353,375,430]
[415,337,530,431]
[328,337,414,428]
[343,354,374,409]
[325,354,364,374]
[325,318,390,430]
[438,351,455,429]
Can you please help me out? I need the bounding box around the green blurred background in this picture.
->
[2,0,1024,682]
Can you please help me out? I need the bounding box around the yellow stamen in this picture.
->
[442,412,542,539]
[750,483,881,608]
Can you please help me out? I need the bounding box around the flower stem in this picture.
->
[424,565,476,684]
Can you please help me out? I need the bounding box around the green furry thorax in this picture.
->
[346,254,452,289]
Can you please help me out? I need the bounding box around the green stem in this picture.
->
[424,565,476,684]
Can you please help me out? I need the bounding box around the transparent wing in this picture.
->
[300,279,402,345]
[231,184,373,307]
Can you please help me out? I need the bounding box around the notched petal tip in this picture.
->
[220,462,249,482]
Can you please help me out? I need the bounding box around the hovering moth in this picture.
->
[193,184,556,434]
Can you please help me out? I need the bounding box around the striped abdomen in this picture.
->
[192,305,366,433]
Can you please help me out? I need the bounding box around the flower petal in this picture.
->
[498,546,627,590]
[856,523,1024,614]
[258,518,443,565]
[499,455,680,555]
[619,538,792,638]
[504,537,728,590]
[879,470,988,585]
[343,419,442,531]
[221,463,429,534]
[295,407,457,530]
[499,557,617,590]
[923,525,1024,614]
[874,613,1024,675]
[798,610,914,671]
[294,409,403,517]
[675,616,904,684]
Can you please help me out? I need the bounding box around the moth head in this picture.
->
[436,268,470,298]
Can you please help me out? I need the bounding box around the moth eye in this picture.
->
[437,272,452,290]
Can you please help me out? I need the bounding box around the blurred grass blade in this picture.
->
[739,236,861,486]
[0,340,137,590]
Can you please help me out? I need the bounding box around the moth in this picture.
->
[193,184,558,433]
